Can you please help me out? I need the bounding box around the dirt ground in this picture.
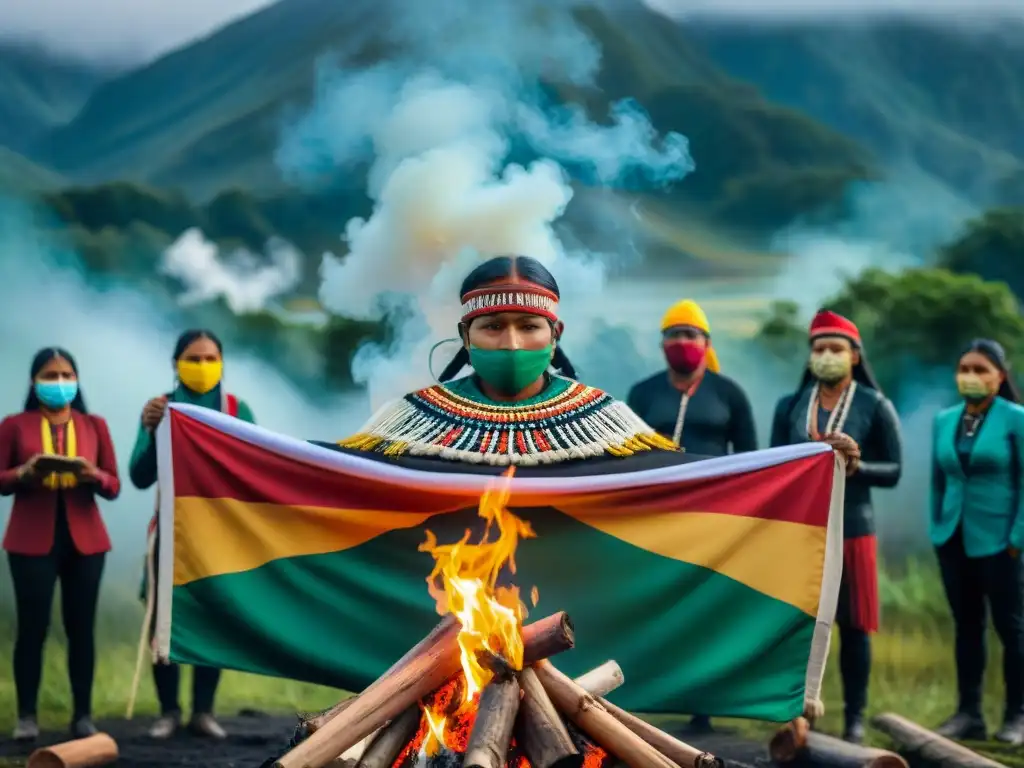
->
[0,711,770,767]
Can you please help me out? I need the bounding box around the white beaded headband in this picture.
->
[460,283,560,323]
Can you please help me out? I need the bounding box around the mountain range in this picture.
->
[2,1,1023,287]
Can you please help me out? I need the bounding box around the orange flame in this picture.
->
[416,466,537,754]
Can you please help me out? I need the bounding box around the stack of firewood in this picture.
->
[271,612,723,768]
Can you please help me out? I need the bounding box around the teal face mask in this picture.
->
[469,345,553,395]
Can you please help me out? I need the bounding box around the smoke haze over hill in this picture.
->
[4,0,1024,63]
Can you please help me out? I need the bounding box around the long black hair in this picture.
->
[24,347,88,413]
[172,329,225,397]
[795,335,883,394]
[438,255,578,383]
[173,329,223,361]
[961,338,1020,403]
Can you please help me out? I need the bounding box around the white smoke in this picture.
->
[160,227,302,313]
[0,199,368,575]
[290,67,693,409]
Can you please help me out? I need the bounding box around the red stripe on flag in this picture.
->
[168,410,835,527]
[567,450,834,527]
[169,410,469,512]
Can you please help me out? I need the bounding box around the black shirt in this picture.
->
[771,383,903,539]
[626,370,758,457]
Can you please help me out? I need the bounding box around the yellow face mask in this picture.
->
[177,360,223,395]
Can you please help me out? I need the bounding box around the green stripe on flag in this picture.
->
[169,507,812,721]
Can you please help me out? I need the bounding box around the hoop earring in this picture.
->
[428,338,461,384]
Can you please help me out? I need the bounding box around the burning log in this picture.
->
[306,611,571,742]
[356,706,422,768]
[276,475,718,768]
[275,611,575,768]
[517,666,582,768]
[522,612,575,664]
[770,717,907,768]
[515,660,627,768]
[274,628,461,768]
[306,616,460,734]
[870,713,1009,768]
[464,674,522,768]
[27,733,118,768]
[598,697,723,768]
[532,659,680,768]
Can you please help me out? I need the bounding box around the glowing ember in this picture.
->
[416,466,537,755]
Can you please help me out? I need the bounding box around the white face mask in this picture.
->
[809,350,852,384]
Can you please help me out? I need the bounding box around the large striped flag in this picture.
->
[154,403,844,722]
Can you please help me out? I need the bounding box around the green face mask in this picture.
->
[469,345,553,395]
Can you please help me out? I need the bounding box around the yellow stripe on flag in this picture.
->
[172,497,434,586]
[174,497,825,615]
[558,506,826,616]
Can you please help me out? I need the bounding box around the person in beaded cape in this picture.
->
[284,256,862,756]
[334,255,688,470]
[769,309,903,745]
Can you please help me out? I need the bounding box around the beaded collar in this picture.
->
[339,375,678,465]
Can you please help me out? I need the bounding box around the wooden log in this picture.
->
[518,666,583,768]
[770,717,907,768]
[573,661,624,699]
[532,659,680,768]
[522,612,575,665]
[306,610,571,738]
[306,615,459,733]
[870,713,1009,768]
[464,675,522,768]
[356,706,421,768]
[27,733,118,768]
[598,696,723,768]
[276,611,574,768]
[514,660,626,768]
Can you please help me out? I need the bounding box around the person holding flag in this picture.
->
[770,309,903,744]
[128,329,255,741]
[626,298,757,732]
[145,257,862,763]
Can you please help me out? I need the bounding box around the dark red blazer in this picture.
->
[0,410,120,556]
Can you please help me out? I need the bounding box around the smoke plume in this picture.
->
[279,1,694,409]
[160,228,303,314]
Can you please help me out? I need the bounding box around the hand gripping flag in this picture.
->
[153,403,844,722]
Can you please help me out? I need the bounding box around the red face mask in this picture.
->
[664,341,706,374]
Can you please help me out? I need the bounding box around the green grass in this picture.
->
[0,559,1019,765]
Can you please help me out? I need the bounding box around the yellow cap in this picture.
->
[660,299,720,373]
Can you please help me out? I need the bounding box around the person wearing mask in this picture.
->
[770,310,902,744]
[626,299,757,732]
[931,339,1024,745]
[129,329,255,740]
[627,299,757,457]
[0,348,120,741]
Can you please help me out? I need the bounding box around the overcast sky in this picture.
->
[1,0,1023,64]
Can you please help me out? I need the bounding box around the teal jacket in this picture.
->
[930,396,1024,557]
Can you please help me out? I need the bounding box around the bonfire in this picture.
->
[272,468,722,768]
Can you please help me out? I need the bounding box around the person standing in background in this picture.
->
[770,310,903,744]
[627,299,757,458]
[0,348,120,742]
[129,330,255,740]
[627,299,757,732]
[931,339,1024,746]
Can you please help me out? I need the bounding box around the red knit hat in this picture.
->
[809,309,861,345]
